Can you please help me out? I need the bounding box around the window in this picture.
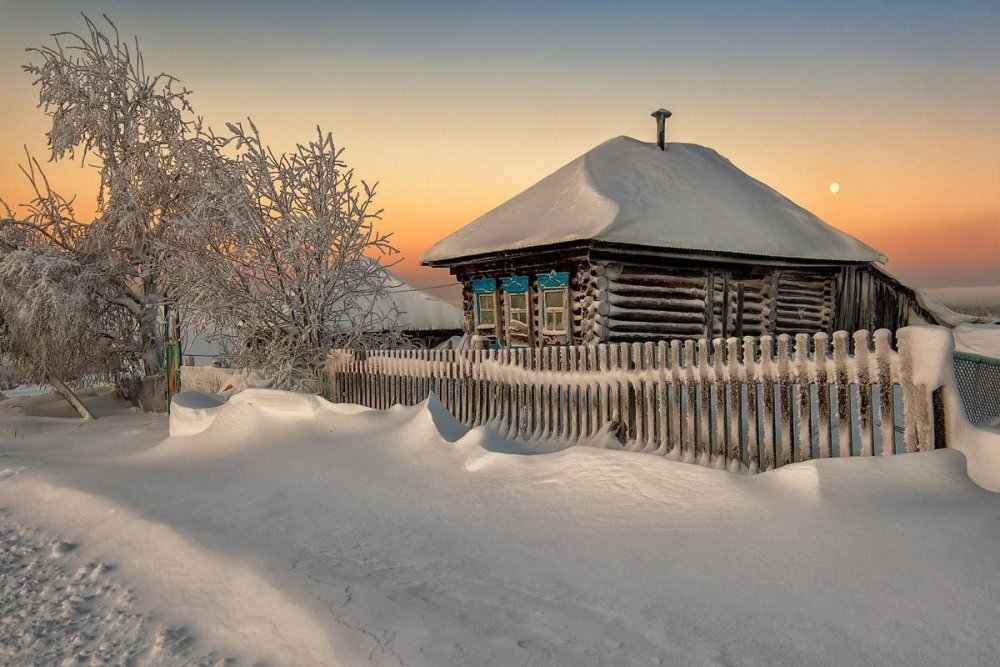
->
[476,292,496,328]
[542,288,567,333]
[472,277,497,332]
[537,271,570,337]
[507,293,528,328]
[500,275,530,345]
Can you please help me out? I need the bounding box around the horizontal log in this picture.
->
[779,289,831,300]
[597,264,705,282]
[604,307,706,324]
[608,320,707,334]
[776,305,828,317]
[607,274,708,289]
[776,320,827,331]
[608,285,707,300]
[604,294,707,311]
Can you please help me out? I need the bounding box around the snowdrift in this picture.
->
[2,387,1000,665]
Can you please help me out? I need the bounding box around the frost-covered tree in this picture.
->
[20,15,221,375]
[167,122,405,390]
[6,16,403,399]
[0,163,130,419]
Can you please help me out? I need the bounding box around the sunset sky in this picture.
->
[1,1,998,295]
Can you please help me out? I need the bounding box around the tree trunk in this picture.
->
[140,305,164,376]
[47,374,96,420]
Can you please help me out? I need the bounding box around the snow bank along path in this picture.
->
[4,387,1000,665]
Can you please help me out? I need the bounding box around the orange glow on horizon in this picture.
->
[2,6,997,292]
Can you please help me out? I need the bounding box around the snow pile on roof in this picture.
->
[423,136,885,264]
[3,387,1000,664]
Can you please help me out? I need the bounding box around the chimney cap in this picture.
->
[651,108,672,150]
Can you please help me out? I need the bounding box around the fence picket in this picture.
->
[873,330,896,456]
[725,338,742,470]
[743,337,760,472]
[683,340,697,461]
[668,341,683,458]
[853,330,875,457]
[814,333,832,459]
[777,335,794,466]
[794,334,813,462]
[833,331,852,458]
[760,336,777,470]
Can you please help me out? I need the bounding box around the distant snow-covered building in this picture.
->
[422,117,931,348]
[375,268,463,348]
[183,266,463,364]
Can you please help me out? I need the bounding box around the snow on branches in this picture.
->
[4,15,405,401]
[22,15,223,377]
[167,122,405,390]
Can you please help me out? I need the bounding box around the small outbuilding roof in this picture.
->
[376,268,463,332]
[422,136,886,265]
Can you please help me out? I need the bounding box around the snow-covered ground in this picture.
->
[2,387,1000,665]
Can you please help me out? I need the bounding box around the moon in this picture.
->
[829,182,841,194]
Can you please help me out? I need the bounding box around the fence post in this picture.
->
[759,336,777,470]
[776,334,793,465]
[853,330,875,457]
[813,333,832,459]
[832,331,852,458]
[794,333,813,461]
[896,326,955,452]
[873,329,896,456]
[698,339,713,466]
[743,336,760,472]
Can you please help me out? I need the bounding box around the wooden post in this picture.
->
[814,332,832,459]
[670,340,684,458]
[760,336,777,470]
[794,334,813,461]
[833,331,852,457]
[655,341,670,455]
[853,330,875,456]
[642,342,657,452]
[726,337,742,470]
[776,335,794,465]
[684,340,698,461]
[712,338,728,467]
[698,339,713,466]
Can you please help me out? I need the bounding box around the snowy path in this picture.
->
[0,511,230,666]
[2,388,1000,665]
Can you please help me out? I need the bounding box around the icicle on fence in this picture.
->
[326,328,947,473]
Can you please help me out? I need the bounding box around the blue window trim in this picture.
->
[472,277,497,294]
[500,275,528,294]
[537,271,570,289]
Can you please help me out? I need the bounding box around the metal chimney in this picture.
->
[651,108,672,150]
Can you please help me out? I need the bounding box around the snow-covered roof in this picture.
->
[422,136,886,265]
[377,268,463,332]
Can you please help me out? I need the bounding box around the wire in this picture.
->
[385,282,460,293]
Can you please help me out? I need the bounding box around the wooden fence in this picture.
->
[326,327,949,473]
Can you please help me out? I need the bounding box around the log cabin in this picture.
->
[421,112,933,349]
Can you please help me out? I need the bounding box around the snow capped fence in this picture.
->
[327,327,952,472]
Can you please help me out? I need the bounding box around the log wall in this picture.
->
[453,252,926,346]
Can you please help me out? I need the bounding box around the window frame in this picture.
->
[475,292,497,330]
[500,275,530,345]
[541,287,569,335]
[536,271,571,338]
[471,277,498,333]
